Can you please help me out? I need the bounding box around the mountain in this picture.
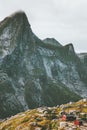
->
[0,11,87,118]
[43,38,62,47]
[78,53,87,66]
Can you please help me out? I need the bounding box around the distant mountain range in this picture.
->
[0,11,87,118]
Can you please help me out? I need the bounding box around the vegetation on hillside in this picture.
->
[0,99,87,130]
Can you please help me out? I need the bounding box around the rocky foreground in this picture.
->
[0,99,87,130]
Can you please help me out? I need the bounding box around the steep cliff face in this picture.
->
[0,11,87,118]
[78,53,87,66]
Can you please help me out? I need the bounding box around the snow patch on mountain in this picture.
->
[18,77,25,86]
[43,58,53,78]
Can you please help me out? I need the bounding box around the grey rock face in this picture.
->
[78,53,87,65]
[43,38,62,47]
[0,11,86,118]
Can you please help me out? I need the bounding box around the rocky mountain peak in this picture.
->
[0,11,29,28]
[10,10,27,17]
[43,38,62,47]
[9,11,30,26]
[64,43,75,54]
[0,11,32,58]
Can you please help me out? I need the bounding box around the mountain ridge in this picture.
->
[0,11,87,118]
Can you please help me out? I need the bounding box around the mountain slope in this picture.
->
[0,11,87,118]
[0,99,87,130]
[78,53,87,66]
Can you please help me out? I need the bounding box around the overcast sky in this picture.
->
[0,0,87,52]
